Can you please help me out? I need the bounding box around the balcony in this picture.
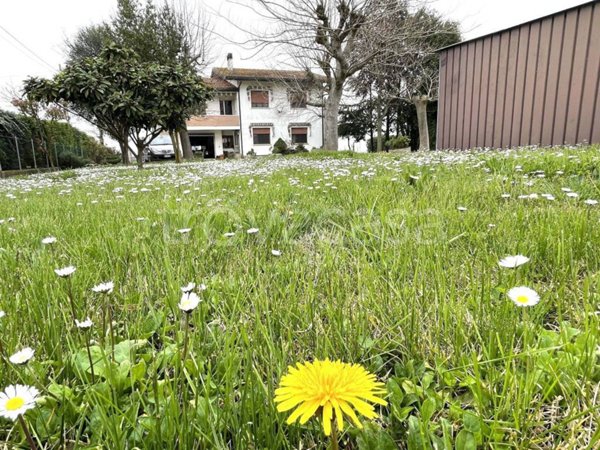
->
[187,115,240,130]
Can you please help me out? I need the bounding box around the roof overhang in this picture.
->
[188,126,240,131]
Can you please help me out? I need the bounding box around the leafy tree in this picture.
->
[25,45,211,169]
[65,23,113,63]
[65,0,213,161]
[338,102,374,150]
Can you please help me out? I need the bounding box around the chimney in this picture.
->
[227,53,233,70]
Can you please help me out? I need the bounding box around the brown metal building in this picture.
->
[436,0,600,150]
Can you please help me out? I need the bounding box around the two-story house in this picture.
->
[186,54,324,157]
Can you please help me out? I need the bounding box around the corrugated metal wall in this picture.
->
[437,1,600,149]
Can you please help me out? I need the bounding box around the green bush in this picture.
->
[58,151,91,169]
[272,138,288,154]
[294,144,308,153]
[104,153,122,165]
[386,135,411,150]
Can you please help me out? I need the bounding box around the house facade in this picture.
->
[187,55,324,157]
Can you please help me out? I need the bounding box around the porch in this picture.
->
[187,116,241,158]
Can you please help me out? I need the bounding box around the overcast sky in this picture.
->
[0,0,588,137]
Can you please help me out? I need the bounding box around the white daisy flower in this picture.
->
[9,348,34,365]
[271,249,282,257]
[41,236,57,245]
[0,311,5,319]
[246,228,259,234]
[498,255,530,268]
[178,292,201,312]
[0,384,39,421]
[177,228,192,234]
[508,286,540,307]
[457,206,467,211]
[584,199,598,206]
[566,192,579,198]
[501,194,511,199]
[91,281,114,294]
[223,232,236,237]
[181,282,195,293]
[75,317,93,329]
[54,266,76,278]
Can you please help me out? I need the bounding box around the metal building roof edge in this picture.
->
[436,0,598,53]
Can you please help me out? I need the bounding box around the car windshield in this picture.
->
[152,135,172,145]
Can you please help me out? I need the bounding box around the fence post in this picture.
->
[30,138,37,169]
[43,138,49,168]
[14,136,22,171]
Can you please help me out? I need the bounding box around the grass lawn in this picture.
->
[0,147,598,449]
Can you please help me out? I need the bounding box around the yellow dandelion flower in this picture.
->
[274,359,387,436]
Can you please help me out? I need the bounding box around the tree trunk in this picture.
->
[119,137,130,165]
[323,86,343,151]
[396,102,401,138]
[376,102,384,152]
[136,143,145,169]
[385,109,391,144]
[169,130,181,163]
[413,96,430,151]
[179,127,193,160]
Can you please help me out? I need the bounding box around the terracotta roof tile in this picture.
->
[202,77,238,91]
[211,67,325,82]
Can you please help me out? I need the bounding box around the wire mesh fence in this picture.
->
[0,133,91,173]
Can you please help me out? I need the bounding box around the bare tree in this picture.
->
[231,0,428,151]
[356,5,460,150]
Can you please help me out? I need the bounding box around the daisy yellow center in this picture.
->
[516,295,529,304]
[6,396,25,411]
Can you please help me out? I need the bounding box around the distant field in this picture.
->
[0,147,598,449]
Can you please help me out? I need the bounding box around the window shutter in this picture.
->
[251,91,269,106]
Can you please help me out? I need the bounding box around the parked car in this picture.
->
[146,135,175,160]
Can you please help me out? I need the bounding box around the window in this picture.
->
[152,135,172,145]
[219,100,233,115]
[291,127,308,144]
[252,127,271,145]
[289,91,307,109]
[222,135,234,149]
[251,90,269,108]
